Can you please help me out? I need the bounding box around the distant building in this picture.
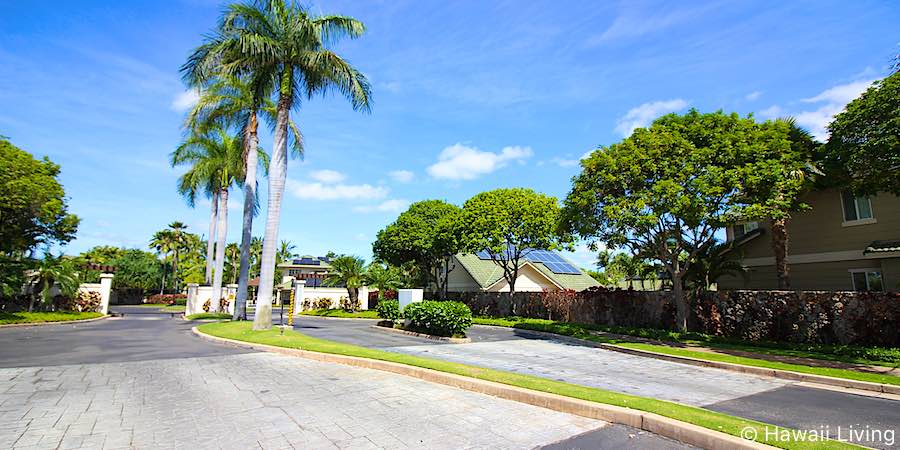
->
[277,256,332,287]
[445,250,599,292]
[718,189,900,292]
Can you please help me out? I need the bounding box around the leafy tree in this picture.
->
[462,188,570,294]
[26,255,79,312]
[149,230,176,294]
[373,200,466,298]
[0,255,31,299]
[109,249,164,292]
[365,262,403,301]
[167,221,189,291]
[597,251,657,289]
[823,72,900,196]
[562,110,793,331]
[0,139,79,255]
[324,255,366,311]
[683,240,746,291]
[274,240,297,285]
[183,0,372,330]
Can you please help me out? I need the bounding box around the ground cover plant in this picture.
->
[0,311,103,325]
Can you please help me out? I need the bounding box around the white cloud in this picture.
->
[199,196,242,211]
[745,91,762,101]
[309,169,346,184]
[794,79,875,141]
[170,89,199,112]
[758,105,783,119]
[614,99,688,136]
[427,143,533,180]
[551,157,580,168]
[353,199,409,213]
[587,5,712,46]
[388,170,414,183]
[286,179,388,200]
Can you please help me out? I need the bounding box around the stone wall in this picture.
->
[447,288,900,347]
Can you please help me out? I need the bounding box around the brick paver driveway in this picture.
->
[0,308,692,449]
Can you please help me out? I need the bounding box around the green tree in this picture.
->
[0,139,79,255]
[167,221,189,291]
[462,188,570,294]
[324,255,366,311]
[683,240,747,291]
[597,251,656,289]
[373,200,466,298]
[365,262,403,302]
[110,249,165,292]
[26,255,79,312]
[225,242,240,284]
[183,0,372,330]
[823,72,900,196]
[149,230,176,294]
[562,110,793,331]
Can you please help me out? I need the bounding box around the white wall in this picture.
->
[300,286,369,310]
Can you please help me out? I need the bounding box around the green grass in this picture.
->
[473,317,900,386]
[160,305,185,312]
[0,311,104,325]
[132,303,171,308]
[185,313,232,321]
[300,308,380,319]
[198,321,859,450]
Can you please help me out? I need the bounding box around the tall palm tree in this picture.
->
[150,230,176,294]
[225,242,241,284]
[167,221,189,291]
[172,128,262,311]
[249,236,264,279]
[184,75,288,320]
[183,0,372,330]
[325,255,366,311]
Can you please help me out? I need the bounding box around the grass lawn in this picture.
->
[300,308,380,319]
[0,311,104,325]
[160,305,185,312]
[185,312,232,320]
[132,303,171,308]
[473,317,900,386]
[198,321,858,450]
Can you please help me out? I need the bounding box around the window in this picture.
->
[731,221,759,239]
[850,270,883,292]
[841,191,873,222]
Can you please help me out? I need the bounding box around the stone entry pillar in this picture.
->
[98,273,114,315]
[186,283,200,316]
[398,289,423,311]
[292,280,305,317]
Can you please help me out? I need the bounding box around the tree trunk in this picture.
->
[173,249,179,292]
[159,263,166,295]
[205,190,218,284]
[235,114,259,321]
[347,287,358,312]
[253,87,291,331]
[672,272,688,332]
[211,188,228,313]
[771,218,791,290]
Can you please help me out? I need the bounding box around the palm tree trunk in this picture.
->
[772,218,791,289]
[236,114,259,321]
[211,188,229,313]
[173,249,179,292]
[205,190,218,284]
[253,91,291,331]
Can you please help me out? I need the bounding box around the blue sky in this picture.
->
[1,0,897,268]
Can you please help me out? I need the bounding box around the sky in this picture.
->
[1,0,897,269]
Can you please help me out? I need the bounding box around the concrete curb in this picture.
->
[478,325,900,396]
[0,314,110,329]
[369,324,472,343]
[192,326,773,450]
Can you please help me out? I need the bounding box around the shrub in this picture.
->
[76,291,102,312]
[403,301,472,337]
[146,293,187,305]
[375,299,401,323]
[340,296,360,312]
[314,297,333,310]
[301,298,311,311]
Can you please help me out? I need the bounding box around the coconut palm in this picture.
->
[249,236,263,279]
[325,255,366,312]
[185,75,290,320]
[167,221,189,291]
[684,241,747,291]
[149,230,176,294]
[365,262,402,302]
[27,255,79,312]
[225,242,241,284]
[172,128,263,311]
[182,0,372,330]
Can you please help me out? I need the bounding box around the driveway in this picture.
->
[0,308,691,449]
[293,316,900,449]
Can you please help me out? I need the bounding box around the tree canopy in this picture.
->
[0,139,79,255]
[823,72,900,196]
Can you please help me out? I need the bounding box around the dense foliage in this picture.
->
[374,299,401,323]
[402,301,473,337]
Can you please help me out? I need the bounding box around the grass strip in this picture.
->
[300,309,380,319]
[199,321,859,450]
[473,317,900,387]
[185,313,232,320]
[160,305,185,312]
[0,311,103,325]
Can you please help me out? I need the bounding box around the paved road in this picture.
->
[0,308,690,449]
[292,316,900,449]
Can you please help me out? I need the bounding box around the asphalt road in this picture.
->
[292,315,900,449]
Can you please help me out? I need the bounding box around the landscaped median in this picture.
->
[0,311,105,326]
[185,312,232,321]
[472,317,900,390]
[196,320,861,450]
[300,308,380,319]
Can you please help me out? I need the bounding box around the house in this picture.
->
[445,250,600,292]
[277,256,331,287]
[717,188,900,292]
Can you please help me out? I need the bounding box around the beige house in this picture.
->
[445,251,599,292]
[278,256,331,277]
[718,189,900,292]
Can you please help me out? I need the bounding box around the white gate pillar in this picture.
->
[186,283,200,316]
[398,289,423,311]
[98,273,114,315]
[292,280,305,317]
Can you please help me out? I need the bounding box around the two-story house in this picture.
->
[717,189,900,292]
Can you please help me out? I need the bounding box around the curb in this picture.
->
[299,315,381,321]
[0,314,110,328]
[369,324,472,343]
[192,326,772,450]
[477,325,900,396]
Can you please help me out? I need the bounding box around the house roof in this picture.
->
[277,255,332,269]
[864,240,900,254]
[455,252,600,291]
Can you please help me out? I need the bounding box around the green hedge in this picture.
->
[403,301,472,337]
[375,299,401,322]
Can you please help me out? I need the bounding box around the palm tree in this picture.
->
[184,75,288,320]
[149,230,176,294]
[684,241,747,291]
[325,255,366,311]
[249,236,264,278]
[365,262,402,302]
[167,221,189,291]
[182,0,372,330]
[26,255,79,312]
[172,128,263,311]
[225,242,241,284]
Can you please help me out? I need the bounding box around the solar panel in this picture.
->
[476,250,493,260]
[544,261,582,275]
